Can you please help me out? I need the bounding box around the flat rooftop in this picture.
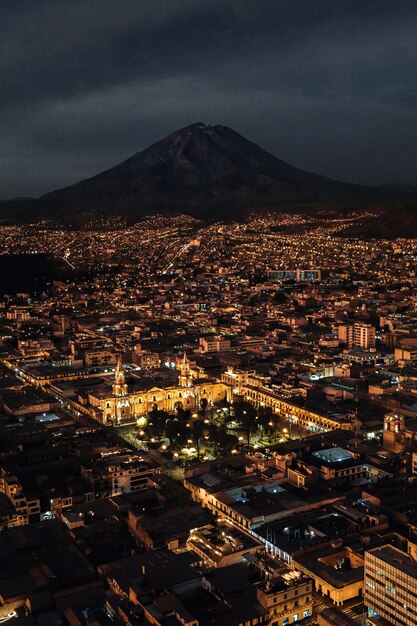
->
[367,544,417,579]
[312,447,354,464]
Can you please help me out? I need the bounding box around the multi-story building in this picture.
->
[84,349,118,367]
[395,347,417,366]
[256,567,313,626]
[199,336,231,353]
[267,269,321,282]
[354,322,376,349]
[186,520,261,568]
[0,467,41,528]
[185,470,343,533]
[338,323,376,349]
[222,369,355,433]
[294,539,364,606]
[383,412,406,452]
[338,324,354,347]
[365,544,417,625]
[132,349,161,369]
[80,451,158,498]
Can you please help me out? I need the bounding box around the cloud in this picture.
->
[1,0,417,197]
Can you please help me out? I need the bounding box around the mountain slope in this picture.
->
[1,122,416,221]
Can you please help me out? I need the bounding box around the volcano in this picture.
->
[1,122,415,221]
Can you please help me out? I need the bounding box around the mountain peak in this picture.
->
[1,122,415,222]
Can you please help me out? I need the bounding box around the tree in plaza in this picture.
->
[209,424,237,454]
[175,403,191,424]
[233,399,258,447]
[257,405,273,429]
[191,419,205,459]
[257,405,279,439]
[147,406,169,439]
[199,397,208,416]
[216,396,232,420]
[166,416,187,447]
[213,396,232,422]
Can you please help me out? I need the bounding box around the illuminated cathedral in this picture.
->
[87,354,226,425]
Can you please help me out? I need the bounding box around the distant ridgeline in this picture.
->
[0,253,71,294]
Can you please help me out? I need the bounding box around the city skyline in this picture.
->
[0,3,417,626]
[1,0,417,198]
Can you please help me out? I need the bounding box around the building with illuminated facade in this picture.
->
[365,544,417,625]
[84,355,226,426]
[222,368,358,433]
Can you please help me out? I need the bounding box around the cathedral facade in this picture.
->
[87,355,227,426]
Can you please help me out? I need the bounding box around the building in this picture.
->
[186,519,261,568]
[338,325,354,348]
[365,544,417,625]
[222,370,355,432]
[132,349,161,369]
[305,447,390,484]
[0,468,40,529]
[293,538,364,606]
[75,355,226,426]
[267,269,322,282]
[256,564,313,626]
[338,323,376,349]
[354,323,376,350]
[84,349,117,367]
[185,469,343,533]
[199,336,231,353]
[395,347,417,366]
[383,412,406,452]
[80,451,158,498]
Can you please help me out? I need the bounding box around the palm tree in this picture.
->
[191,419,205,459]
[257,406,279,441]
[233,400,258,447]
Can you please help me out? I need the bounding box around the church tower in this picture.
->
[179,352,193,388]
[383,412,405,453]
[113,359,128,397]
[112,359,130,424]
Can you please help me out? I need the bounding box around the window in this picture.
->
[303,610,310,618]
[293,615,299,623]
[282,619,289,626]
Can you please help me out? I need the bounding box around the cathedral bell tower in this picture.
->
[113,359,128,397]
[112,359,130,424]
[179,352,193,388]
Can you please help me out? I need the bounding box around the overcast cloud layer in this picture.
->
[1,0,417,198]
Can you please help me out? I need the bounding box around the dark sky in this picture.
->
[1,0,417,198]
